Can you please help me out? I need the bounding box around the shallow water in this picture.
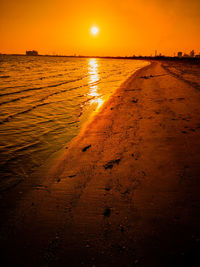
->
[0,55,148,190]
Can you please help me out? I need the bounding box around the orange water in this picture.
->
[0,55,148,190]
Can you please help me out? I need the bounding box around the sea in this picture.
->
[0,55,148,191]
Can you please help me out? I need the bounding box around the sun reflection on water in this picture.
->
[88,58,103,109]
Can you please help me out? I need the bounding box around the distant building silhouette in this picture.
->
[26,50,38,56]
[190,50,195,57]
[177,52,182,57]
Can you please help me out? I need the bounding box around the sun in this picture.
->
[90,26,99,36]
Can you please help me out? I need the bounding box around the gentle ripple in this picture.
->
[0,55,149,190]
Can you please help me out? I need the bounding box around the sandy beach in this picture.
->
[0,61,200,266]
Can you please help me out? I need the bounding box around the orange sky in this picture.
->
[1,0,200,56]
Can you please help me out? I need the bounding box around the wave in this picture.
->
[0,76,87,98]
[0,75,10,79]
[0,77,106,125]
[0,102,51,125]
[0,84,27,91]
[0,87,82,125]
[0,75,98,107]
[10,140,42,154]
[0,85,81,110]
[0,95,33,106]
[39,73,65,80]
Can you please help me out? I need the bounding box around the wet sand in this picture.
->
[0,61,200,266]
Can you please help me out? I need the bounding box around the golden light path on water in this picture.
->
[88,58,103,110]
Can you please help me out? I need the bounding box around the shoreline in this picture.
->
[0,60,150,194]
[1,61,200,266]
[0,58,149,194]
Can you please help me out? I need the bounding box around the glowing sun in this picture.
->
[90,26,99,36]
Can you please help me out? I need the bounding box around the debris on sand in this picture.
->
[104,158,121,170]
[103,207,111,217]
[132,98,138,103]
[82,144,91,152]
[105,186,111,191]
[68,174,76,178]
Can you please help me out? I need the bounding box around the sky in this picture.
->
[0,0,200,56]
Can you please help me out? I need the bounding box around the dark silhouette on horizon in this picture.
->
[26,50,38,56]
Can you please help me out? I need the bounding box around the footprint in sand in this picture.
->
[104,158,121,170]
